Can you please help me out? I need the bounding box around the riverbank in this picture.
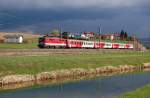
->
[0,63,150,90]
[119,84,150,98]
[0,51,150,90]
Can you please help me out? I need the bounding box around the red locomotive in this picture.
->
[38,36,133,49]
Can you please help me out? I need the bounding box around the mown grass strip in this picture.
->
[0,52,149,75]
[118,85,150,98]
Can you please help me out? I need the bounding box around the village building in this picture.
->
[4,35,23,44]
[101,33,120,41]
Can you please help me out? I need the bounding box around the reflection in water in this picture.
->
[0,71,150,98]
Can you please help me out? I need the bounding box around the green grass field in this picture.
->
[0,43,38,49]
[0,51,149,75]
[119,85,150,98]
[0,38,131,49]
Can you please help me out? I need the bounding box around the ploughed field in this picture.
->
[0,51,150,76]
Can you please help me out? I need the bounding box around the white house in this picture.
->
[4,35,23,44]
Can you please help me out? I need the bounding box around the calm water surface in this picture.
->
[0,71,150,98]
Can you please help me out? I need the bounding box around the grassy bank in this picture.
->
[0,51,150,75]
[0,43,38,49]
[119,85,150,98]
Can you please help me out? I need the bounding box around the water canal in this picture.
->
[0,71,150,98]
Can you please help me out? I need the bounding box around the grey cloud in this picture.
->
[0,0,147,10]
[0,0,150,38]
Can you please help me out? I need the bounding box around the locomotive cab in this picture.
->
[38,37,45,48]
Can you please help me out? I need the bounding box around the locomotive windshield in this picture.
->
[38,37,45,43]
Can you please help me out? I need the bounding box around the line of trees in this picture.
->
[120,30,128,40]
[120,30,133,41]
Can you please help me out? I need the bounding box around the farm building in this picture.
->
[101,33,120,41]
[4,35,23,43]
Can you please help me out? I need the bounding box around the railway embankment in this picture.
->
[0,63,150,90]
[0,49,136,56]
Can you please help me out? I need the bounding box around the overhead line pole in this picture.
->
[99,26,102,49]
[60,25,62,39]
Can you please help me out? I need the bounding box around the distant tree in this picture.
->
[120,30,125,40]
[128,36,133,41]
[51,29,60,35]
[62,32,70,39]
[124,32,128,40]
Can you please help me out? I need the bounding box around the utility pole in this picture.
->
[99,27,102,41]
[99,26,102,48]
[60,26,62,39]
[133,34,136,51]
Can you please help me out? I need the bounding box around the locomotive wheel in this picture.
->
[48,46,51,49]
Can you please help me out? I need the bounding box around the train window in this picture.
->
[106,43,111,46]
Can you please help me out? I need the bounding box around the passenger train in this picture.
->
[38,37,133,49]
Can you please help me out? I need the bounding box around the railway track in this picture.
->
[0,49,136,56]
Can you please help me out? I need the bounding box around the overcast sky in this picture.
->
[0,0,150,38]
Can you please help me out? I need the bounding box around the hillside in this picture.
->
[140,38,150,49]
[0,32,41,40]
